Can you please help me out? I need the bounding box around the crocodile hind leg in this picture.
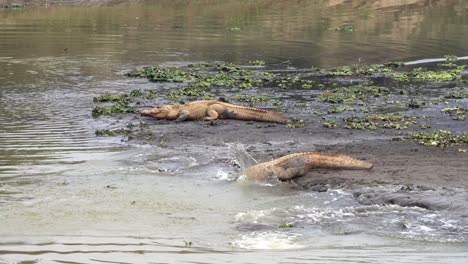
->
[202,104,226,121]
[275,167,302,181]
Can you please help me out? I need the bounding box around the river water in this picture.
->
[1,1,467,263]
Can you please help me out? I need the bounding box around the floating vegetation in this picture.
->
[383,61,405,68]
[327,66,354,76]
[92,103,134,117]
[286,118,305,128]
[441,107,467,120]
[407,130,468,147]
[323,120,337,128]
[407,99,426,109]
[327,105,353,114]
[327,25,355,32]
[95,128,131,137]
[248,60,266,66]
[130,89,142,97]
[232,94,270,103]
[1,3,25,8]
[410,67,463,82]
[443,90,468,99]
[358,65,394,75]
[215,63,253,75]
[144,90,158,99]
[389,72,410,82]
[127,65,193,82]
[278,223,295,228]
[343,114,417,130]
[188,63,214,69]
[317,85,389,103]
[93,94,129,103]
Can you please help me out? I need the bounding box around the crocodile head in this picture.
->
[140,105,172,119]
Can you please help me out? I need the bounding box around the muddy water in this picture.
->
[1,1,468,263]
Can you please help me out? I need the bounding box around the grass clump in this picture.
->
[407,130,468,147]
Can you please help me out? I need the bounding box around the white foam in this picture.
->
[231,231,304,250]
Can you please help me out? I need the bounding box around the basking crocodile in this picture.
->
[244,152,373,181]
[140,100,287,123]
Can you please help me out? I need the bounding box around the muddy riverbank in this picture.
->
[90,59,467,222]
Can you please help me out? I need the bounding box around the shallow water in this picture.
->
[1,1,468,263]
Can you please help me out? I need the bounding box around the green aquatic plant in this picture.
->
[443,90,468,99]
[144,90,158,99]
[327,66,354,76]
[93,94,129,103]
[248,60,266,66]
[286,118,305,128]
[231,94,270,103]
[407,99,425,109]
[130,89,142,97]
[444,55,458,62]
[127,65,192,82]
[327,25,356,32]
[278,223,295,228]
[410,67,461,82]
[359,65,394,75]
[95,128,131,137]
[323,120,337,128]
[215,63,252,75]
[389,72,409,82]
[317,85,389,103]
[441,107,467,120]
[92,104,134,117]
[407,130,468,147]
[1,3,25,8]
[343,114,417,130]
[383,61,405,68]
[188,63,214,69]
[327,105,353,114]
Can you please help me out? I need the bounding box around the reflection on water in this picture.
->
[0,0,468,263]
[0,0,467,67]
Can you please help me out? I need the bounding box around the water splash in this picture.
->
[227,143,258,173]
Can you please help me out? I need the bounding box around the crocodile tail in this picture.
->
[233,109,288,124]
[307,152,374,170]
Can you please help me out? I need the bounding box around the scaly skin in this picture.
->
[244,152,373,181]
[140,100,287,124]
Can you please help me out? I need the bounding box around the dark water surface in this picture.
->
[1,1,468,263]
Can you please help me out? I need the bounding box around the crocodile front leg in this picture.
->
[175,110,190,122]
